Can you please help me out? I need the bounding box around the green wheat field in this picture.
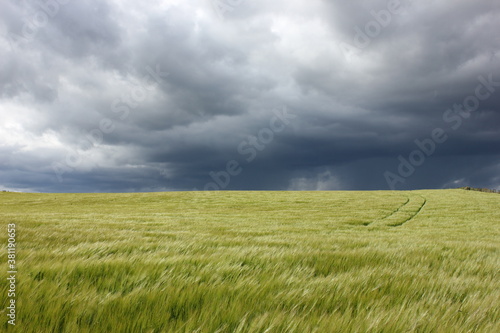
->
[1,189,499,332]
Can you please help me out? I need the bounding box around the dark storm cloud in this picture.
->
[0,0,499,193]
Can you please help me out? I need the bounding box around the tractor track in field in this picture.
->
[380,197,410,221]
[364,197,410,226]
[388,195,427,227]
[366,195,427,227]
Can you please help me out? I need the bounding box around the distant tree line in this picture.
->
[461,187,500,194]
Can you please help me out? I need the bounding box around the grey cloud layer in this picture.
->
[0,0,499,192]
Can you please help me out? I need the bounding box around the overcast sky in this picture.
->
[1,0,499,193]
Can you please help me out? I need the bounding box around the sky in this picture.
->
[1,0,499,193]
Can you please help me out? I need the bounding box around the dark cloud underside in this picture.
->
[1,0,499,192]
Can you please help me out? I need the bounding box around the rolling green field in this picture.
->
[1,189,499,332]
